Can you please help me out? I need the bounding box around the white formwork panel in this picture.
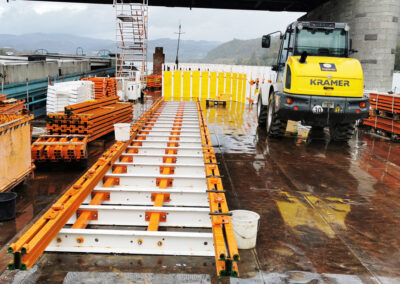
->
[102,174,207,188]
[66,205,211,228]
[114,163,205,176]
[82,187,209,207]
[47,229,214,256]
[142,127,200,133]
[120,154,204,164]
[126,146,203,156]
[131,141,201,148]
[135,135,202,142]
[144,122,200,127]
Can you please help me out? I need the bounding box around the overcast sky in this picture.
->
[0,1,304,42]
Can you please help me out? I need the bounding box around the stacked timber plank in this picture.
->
[31,135,88,162]
[0,95,26,115]
[364,92,400,139]
[82,77,117,99]
[46,81,95,114]
[47,96,133,142]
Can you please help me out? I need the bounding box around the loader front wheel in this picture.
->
[266,93,287,138]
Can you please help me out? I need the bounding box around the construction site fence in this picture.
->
[162,63,274,104]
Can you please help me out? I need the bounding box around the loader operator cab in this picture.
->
[259,21,369,142]
[262,22,351,73]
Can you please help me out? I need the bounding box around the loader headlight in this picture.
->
[297,23,303,30]
[344,24,350,31]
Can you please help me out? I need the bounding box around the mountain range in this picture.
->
[0,33,279,66]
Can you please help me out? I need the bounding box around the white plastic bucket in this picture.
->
[114,123,131,142]
[231,210,260,249]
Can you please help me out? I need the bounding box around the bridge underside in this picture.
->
[27,0,327,12]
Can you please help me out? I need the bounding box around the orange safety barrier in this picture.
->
[47,97,133,142]
[31,135,88,162]
[8,98,163,270]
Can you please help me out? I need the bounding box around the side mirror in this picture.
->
[271,65,278,71]
[349,38,358,54]
[262,35,271,48]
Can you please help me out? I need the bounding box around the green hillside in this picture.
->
[201,37,281,66]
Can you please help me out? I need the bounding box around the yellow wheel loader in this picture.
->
[258,21,369,142]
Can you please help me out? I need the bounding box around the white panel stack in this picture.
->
[46,81,95,114]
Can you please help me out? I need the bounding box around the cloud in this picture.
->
[32,3,88,15]
[0,0,304,42]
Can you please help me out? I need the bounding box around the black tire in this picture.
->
[266,93,287,138]
[257,95,268,127]
[329,122,355,142]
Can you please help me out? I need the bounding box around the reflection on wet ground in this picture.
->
[1,97,400,283]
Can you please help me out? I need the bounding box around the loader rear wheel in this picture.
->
[257,95,268,127]
[266,93,287,138]
[329,122,355,142]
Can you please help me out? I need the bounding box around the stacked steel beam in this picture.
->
[0,95,26,115]
[47,96,133,142]
[146,75,162,89]
[31,135,88,162]
[82,78,117,99]
[364,93,400,138]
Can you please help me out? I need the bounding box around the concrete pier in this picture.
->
[301,0,400,92]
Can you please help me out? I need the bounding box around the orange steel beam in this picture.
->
[8,98,163,271]
[196,99,240,278]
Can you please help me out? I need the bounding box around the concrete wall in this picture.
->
[58,60,90,76]
[2,61,59,85]
[1,60,91,85]
[301,0,400,92]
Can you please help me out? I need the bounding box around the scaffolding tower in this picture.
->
[114,0,148,81]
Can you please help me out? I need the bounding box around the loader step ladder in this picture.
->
[8,99,239,277]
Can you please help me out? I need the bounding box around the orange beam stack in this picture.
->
[47,96,133,142]
[0,95,26,115]
[364,93,400,139]
[31,135,88,162]
[83,78,117,99]
[146,75,162,89]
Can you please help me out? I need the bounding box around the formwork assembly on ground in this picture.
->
[365,92,400,140]
[8,98,240,277]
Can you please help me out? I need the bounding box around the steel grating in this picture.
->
[8,99,239,277]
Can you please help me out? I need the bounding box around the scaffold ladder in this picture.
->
[114,0,148,81]
[8,99,239,277]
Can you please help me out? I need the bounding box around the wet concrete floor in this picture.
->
[1,96,400,283]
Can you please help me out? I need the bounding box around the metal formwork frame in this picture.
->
[8,98,239,277]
